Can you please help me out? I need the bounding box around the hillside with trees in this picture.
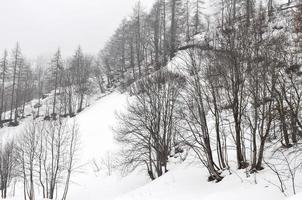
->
[1,0,302,200]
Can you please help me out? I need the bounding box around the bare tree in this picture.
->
[61,120,80,200]
[116,70,185,179]
[0,141,16,199]
[70,47,92,113]
[9,43,23,126]
[0,50,8,127]
[48,49,64,120]
[16,121,40,200]
[178,48,223,182]
[100,151,116,176]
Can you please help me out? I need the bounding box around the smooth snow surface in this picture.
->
[76,92,127,163]
[288,192,302,200]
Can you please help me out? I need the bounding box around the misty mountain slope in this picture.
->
[1,3,302,199]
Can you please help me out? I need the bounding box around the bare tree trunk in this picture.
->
[162,0,168,65]
[78,93,84,113]
[154,0,161,70]
[52,71,58,119]
[170,0,177,59]
[136,1,142,77]
[291,112,298,144]
[130,41,135,79]
[0,50,8,127]
[10,45,20,124]
[14,60,23,125]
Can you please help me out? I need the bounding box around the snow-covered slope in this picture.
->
[0,88,301,200]
[76,92,127,164]
[0,91,151,200]
[66,91,150,200]
[56,91,297,200]
[115,165,284,200]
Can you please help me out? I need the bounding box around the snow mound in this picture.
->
[115,164,284,200]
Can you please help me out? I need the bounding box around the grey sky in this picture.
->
[0,0,154,59]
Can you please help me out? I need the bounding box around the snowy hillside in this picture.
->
[1,0,302,199]
[67,92,150,200]
[39,91,302,200]
[0,83,301,200]
[65,91,302,200]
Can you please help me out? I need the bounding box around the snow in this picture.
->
[67,170,149,200]
[288,192,302,200]
[114,164,285,200]
[76,91,128,164]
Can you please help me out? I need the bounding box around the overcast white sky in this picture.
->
[0,0,154,59]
